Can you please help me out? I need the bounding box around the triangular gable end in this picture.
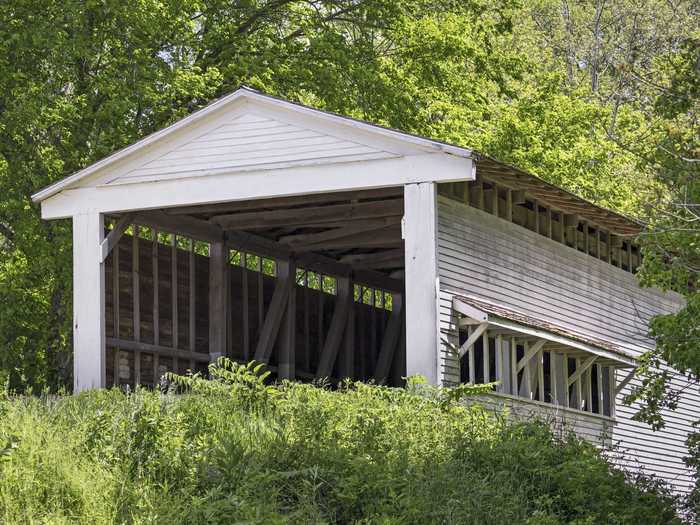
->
[32,87,472,202]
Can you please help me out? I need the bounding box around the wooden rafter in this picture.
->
[211,199,403,230]
[278,217,401,247]
[163,187,403,216]
[292,225,402,253]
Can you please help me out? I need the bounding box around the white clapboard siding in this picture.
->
[113,113,398,184]
[436,196,697,495]
[469,393,614,446]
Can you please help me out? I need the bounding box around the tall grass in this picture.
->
[0,360,682,524]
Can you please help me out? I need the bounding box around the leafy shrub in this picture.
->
[0,359,683,524]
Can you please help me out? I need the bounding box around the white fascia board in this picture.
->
[41,153,474,219]
[32,87,473,203]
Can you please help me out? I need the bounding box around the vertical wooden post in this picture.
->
[404,182,439,384]
[491,183,499,217]
[482,331,490,383]
[537,350,545,401]
[112,230,121,386]
[152,229,160,381]
[339,287,355,380]
[575,357,583,410]
[189,240,196,370]
[303,272,310,371]
[278,259,296,380]
[506,189,513,222]
[209,241,228,362]
[563,354,570,408]
[495,334,503,392]
[608,367,617,418]
[597,365,604,415]
[132,228,141,384]
[468,326,476,384]
[171,235,179,352]
[318,274,325,351]
[549,351,557,404]
[510,338,517,395]
[240,253,250,361]
[73,212,106,391]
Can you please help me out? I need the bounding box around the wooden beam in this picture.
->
[152,230,160,346]
[339,248,404,270]
[73,212,106,391]
[100,213,134,262]
[567,355,597,387]
[133,210,223,242]
[615,368,635,396]
[374,294,403,384]
[516,339,545,372]
[164,187,404,216]
[278,260,296,379]
[189,240,196,353]
[292,225,402,252]
[112,233,121,386]
[458,322,488,358]
[253,262,292,364]
[316,277,352,379]
[171,235,178,352]
[512,190,526,204]
[132,227,141,384]
[213,199,403,230]
[107,337,209,363]
[208,241,228,361]
[226,229,403,293]
[279,217,401,247]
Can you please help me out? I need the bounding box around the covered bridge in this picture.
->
[32,87,694,493]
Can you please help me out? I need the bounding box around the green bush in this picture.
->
[0,359,683,524]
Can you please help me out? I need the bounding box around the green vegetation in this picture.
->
[0,360,682,524]
[0,0,698,520]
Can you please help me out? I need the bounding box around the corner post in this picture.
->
[72,211,106,391]
[403,182,440,385]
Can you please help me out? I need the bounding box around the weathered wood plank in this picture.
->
[374,294,403,384]
[253,262,291,364]
[212,199,403,230]
[101,213,134,262]
[316,277,352,379]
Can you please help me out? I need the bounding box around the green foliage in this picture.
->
[0,364,683,524]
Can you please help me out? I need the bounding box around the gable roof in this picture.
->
[30,86,472,203]
[30,86,642,235]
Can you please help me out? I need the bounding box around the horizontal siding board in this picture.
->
[437,199,678,313]
[436,196,695,495]
[119,113,396,183]
[437,217,675,338]
[439,239,666,326]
